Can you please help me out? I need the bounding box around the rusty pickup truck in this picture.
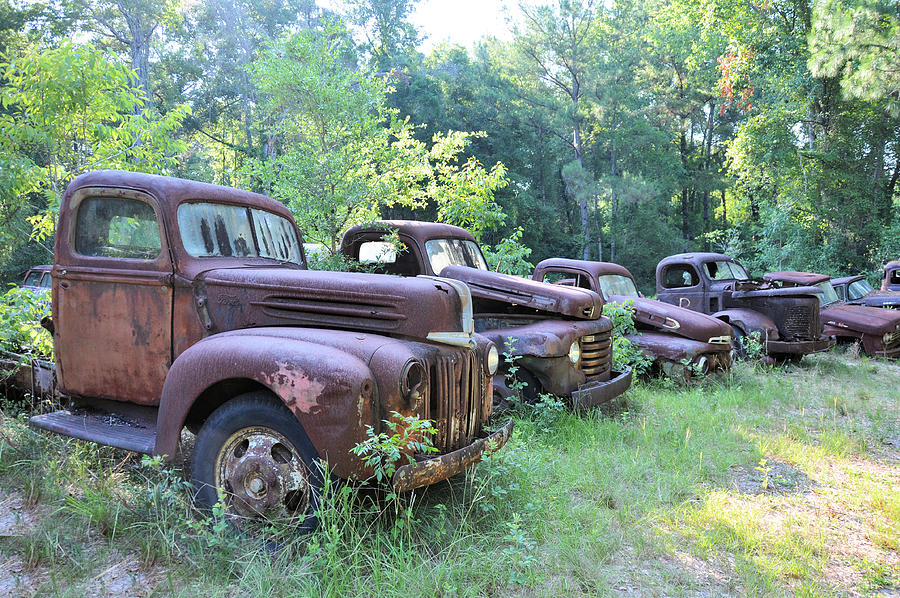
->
[340,221,632,409]
[831,275,900,310]
[531,259,733,377]
[655,253,834,361]
[764,271,900,358]
[882,261,900,292]
[5,171,512,529]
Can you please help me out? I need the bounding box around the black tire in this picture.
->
[730,326,748,360]
[190,391,322,533]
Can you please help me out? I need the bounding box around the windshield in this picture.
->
[178,202,303,265]
[704,260,750,281]
[847,279,874,300]
[597,274,639,298]
[425,239,487,273]
[815,281,840,306]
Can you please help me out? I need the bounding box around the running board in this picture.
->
[30,410,157,454]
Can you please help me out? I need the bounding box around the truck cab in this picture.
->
[340,221,632,409]
[531,258,733,376]
[29,171,512,528]
[881,261,900,292]
[655,253,834,360]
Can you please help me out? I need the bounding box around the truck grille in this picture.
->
[784,306,813,338]
[884,331,900,351]
[580,331,611,379]
[428,350,484,452]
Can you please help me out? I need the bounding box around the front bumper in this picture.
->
[765,336,835,355]
[570,366,633,410]
[392,418,514,493]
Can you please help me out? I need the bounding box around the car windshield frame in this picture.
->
[177,202,304,266]
[424,238,488,273]
[597,274,639,298]
[703,260,750,281]
[815,281,840,306]
[847,279,874,300]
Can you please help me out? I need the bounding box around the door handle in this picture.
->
[60,281,69,289]
[678,297,690,308]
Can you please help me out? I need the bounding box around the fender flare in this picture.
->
[155,331,376,479]
[712,308,779,340]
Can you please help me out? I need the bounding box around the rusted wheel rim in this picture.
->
[214,426,311,521]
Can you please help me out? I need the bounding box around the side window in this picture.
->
[891,270,900,285]
[834,285,845,301]
[358,241,397,264]
[75,197,161,260]
[39,273,52,288]
[663,265,699,288]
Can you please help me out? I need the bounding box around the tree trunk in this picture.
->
[609,110,617,263]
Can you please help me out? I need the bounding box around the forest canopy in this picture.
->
[0,0,897,291]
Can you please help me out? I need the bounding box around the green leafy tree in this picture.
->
[0,42,189,244]
[809,0,900,117]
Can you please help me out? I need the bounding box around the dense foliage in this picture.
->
[0,0,897,290]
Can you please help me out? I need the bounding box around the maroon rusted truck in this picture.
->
[8,171,512,529]
[764,271,900,358]
[831,275,900,310]
[340,221,632,408]
[531,259,733,377]
[655,253,834,360]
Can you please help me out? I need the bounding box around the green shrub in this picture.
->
[603,300,652,375]
[0,286,53,359]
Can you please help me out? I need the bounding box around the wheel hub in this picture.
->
[214,427,311,520]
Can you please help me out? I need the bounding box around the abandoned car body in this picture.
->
[531,258,733,376]
[340,221,632,409]
[764,271,900,358]
[655,253,834,360]
[831,275,900,309]
[20,265,52,294]
[15,171,512,527]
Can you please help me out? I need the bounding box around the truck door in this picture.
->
[53,188,173,406]
[658,263,705,313]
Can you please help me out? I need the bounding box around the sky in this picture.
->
[409,0,515,52]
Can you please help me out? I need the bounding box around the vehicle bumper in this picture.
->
[570,366,632,410]
[392,418,514,493]
[765,337,835,355]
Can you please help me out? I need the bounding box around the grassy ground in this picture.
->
[0,347,898,597]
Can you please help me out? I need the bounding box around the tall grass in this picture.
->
[1,349,898,596]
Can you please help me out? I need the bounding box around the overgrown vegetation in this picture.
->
[2,0,898,287]
[0,286,52,359]
[1,350,898,596]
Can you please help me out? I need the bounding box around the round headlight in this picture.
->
[486,345,499,375]
[568,341,581,365]
[401,360,427,401]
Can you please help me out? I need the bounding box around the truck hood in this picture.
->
[730,284,824,300]
[439,265,603,319]
[821,304,900,336]
[196,267,471,340]
[608,295,732,343]
[856,290,900,308]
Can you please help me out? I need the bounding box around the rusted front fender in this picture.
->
[712,308,779,339]
[392,418,514,493]
[476,318,607,358]
[156,328,381,479]
[628,331,731,364]
[569,367,632,410]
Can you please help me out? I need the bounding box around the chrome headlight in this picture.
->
[568,340,581,365]
[694,355,710,375]
[486,345,499,375]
